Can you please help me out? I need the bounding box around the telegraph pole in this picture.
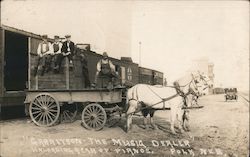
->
[139,41,141,66]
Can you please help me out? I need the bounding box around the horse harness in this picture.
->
[128,77,200,112]
[128,85,180,113]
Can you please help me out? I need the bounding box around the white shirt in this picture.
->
[37,42,52,56]
[67,42,70,52]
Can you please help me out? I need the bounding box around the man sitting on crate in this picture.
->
[92,52,119,88]
[55,35,75,72]
[34,34,52,76]
[51,35,63,73]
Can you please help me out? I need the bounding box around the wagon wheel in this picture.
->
[81,103,107,131]
[60,103,78,123]
[29,93,60,127]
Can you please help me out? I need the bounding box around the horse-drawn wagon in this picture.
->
[24,87,126,130]
[24,45,127,130]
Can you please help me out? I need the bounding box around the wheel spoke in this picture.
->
[33,102,43,108]
[49,104,58,109]
[49,109,59,113]
[84,117,91,123]
[97,117,104,124]
[96,108,102,114]
[85,108,91,114]
[42,95,48,106]
[38,96,45,106]
[65,111,72,121]
[31,107,41,110]
[45,114,49,124]
[48,111,57,118]
[34,97,43,107]
[47,113,54,122]
[34,112,42,120]
[96,119,102,125]
[84,117,91,121]
[38,113,44,123]
[47,100,55,108]
[86,119,92,127]
[32,110,42,115]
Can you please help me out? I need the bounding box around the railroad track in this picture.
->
[238,93,249,103]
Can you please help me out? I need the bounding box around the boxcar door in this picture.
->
[4,31,28,91]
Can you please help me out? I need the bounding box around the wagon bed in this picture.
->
[25,87,126,130]
[25,88,124,104]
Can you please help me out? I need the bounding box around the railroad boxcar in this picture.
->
[0,25,51,108]
[138,67,154,85]
[75,45,139,88]
[0,25,163,110]
[213,87,225,94]
[153,70,164,85]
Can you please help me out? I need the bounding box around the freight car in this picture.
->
[213,87,225,94]
[75,44,139,88]
[0,25,163,111]
[138,67,163,85]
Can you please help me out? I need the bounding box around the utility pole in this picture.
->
[139,41,141,66]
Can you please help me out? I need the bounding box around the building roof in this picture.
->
[0,24,53,41]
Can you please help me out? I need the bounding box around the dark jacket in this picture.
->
[61,41,75,54]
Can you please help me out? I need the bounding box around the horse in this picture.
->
[172,72,213,131]
[125,72,213,134]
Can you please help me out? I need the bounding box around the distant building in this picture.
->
[188,57,215,94]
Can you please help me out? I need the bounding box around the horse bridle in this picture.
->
[197,73,212,90]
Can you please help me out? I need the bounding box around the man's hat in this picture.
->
[65,35,71,38]
[54,35,60,39]
[103,52,108,57]
[41,34,48,39]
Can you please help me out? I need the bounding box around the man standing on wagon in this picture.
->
[92,52,119,88]
[35,34,52,76]
[56,35,75,71]
[79,49,91,88]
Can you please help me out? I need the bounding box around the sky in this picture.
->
[1,0,249,91]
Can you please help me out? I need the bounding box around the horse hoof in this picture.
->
[171,131,177,135]
[179,129,184,134]
[186,128,190,132]
[152,125,158,130]
[125,125,130,133]
[143,125,149,130]
[171,129,177,135]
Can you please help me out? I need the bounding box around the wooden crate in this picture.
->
[30,55,84,90]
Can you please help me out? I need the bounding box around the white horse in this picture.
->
[126,72,213,134]
[173,72,213,131]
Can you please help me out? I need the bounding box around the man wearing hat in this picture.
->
[35,34,52,76]
[51,35,63,72]
[58,35,75,69]
[78,49,91,88]
[92,52,119,87]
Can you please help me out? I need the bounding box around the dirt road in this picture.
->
[0,94,249,157]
